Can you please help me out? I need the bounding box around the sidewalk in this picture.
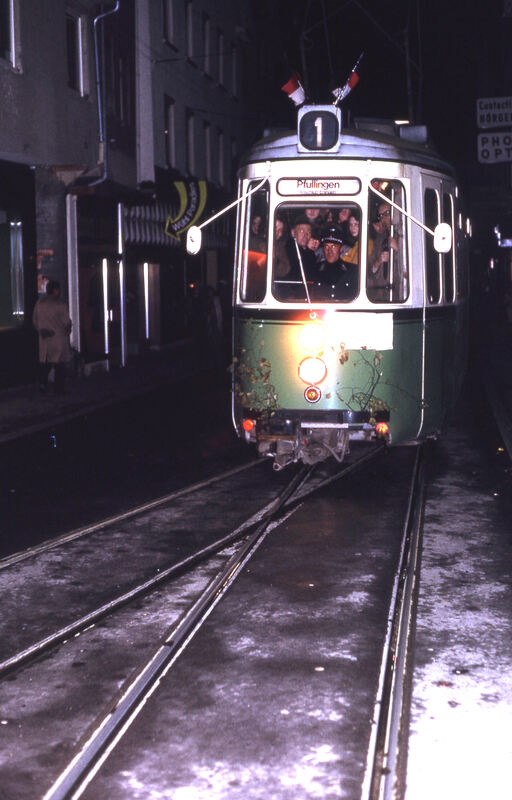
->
[0,341,199,444]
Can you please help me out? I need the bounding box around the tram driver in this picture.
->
[312,225,359,302]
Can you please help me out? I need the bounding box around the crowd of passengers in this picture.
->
[249,201,397,302]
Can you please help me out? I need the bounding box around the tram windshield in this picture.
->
[239,180,409,304]
[272,203,361,303]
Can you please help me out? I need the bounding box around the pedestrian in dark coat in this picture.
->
[32,280,72,394]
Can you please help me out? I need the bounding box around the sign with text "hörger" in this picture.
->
[477,96,512,130]
[477,131,512,163]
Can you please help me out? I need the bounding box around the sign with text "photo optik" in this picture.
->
[477,131,512,164]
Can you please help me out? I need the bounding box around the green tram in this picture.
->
[193,105,470,470]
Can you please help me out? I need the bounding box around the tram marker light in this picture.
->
[433,223,452,253]
[186,225,202,255]
[305,386,321,403]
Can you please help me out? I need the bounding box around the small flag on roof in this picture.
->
[332,52,364,105]
[281,72,306,107]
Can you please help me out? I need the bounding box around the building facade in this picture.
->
[0,0,262,386]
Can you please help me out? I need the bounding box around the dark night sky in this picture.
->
[256,0,511,196]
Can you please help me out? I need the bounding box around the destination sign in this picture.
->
[277,178,361,196]
[477,96,512,130]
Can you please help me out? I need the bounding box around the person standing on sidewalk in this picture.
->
[32,280,72,395]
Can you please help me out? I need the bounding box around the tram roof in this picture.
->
[241,123,454,176]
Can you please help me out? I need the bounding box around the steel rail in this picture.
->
[361,444,426,800]
[0,458,261,571]
[42,465,313,800]
[0,447,385,680]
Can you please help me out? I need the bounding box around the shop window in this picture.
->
[0,210,24,329]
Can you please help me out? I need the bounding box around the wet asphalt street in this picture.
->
[0,360,511,798]
[0,372,246,556]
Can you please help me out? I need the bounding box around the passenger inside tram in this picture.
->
[272,204,360,302]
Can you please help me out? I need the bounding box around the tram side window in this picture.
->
[442,192,455,303]
[367,180,408,303]
[424,189,440,303]
[456,212,469,299]
[271,204,360,303]
[240,184,268,303]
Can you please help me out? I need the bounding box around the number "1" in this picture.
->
[314,116,323,147]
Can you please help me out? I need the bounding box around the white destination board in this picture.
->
[477,131,512,163]
[277,178,361,196]
[477,96,512,129]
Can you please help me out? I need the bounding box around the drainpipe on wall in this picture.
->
[89,1,120,187]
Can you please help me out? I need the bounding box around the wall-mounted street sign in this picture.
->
[477,130,512,163]
[477,96,512,130]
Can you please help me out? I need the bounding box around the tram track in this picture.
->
[0,446,384,682]
[363,444,426,800]
[0,458,262,571]
[0,442,423,800]
[38,442,421,800]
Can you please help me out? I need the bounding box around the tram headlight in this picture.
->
[298,357,327,385]
[298,322,325,354]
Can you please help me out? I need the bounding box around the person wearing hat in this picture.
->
[313,224,358,302]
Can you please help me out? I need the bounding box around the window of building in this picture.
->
[202,13,210,74]
[0,0,19,70]
[0,209,24,329]
[0,0,11,61]
[162,0,174,44]
[217,29,224,85]
[66,11,87,95]
[204,121,212,181]
[367,180,409,303]
[217,128,225,185]
[186,1,193,59]
[231,44,237,96]
[424,188,441,303]
[164,96,175,168]
[103,3,136,155]
[186,110,195,175]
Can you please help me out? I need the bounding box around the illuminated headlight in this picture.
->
[298,322,325,354]
[298,357,327,385]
